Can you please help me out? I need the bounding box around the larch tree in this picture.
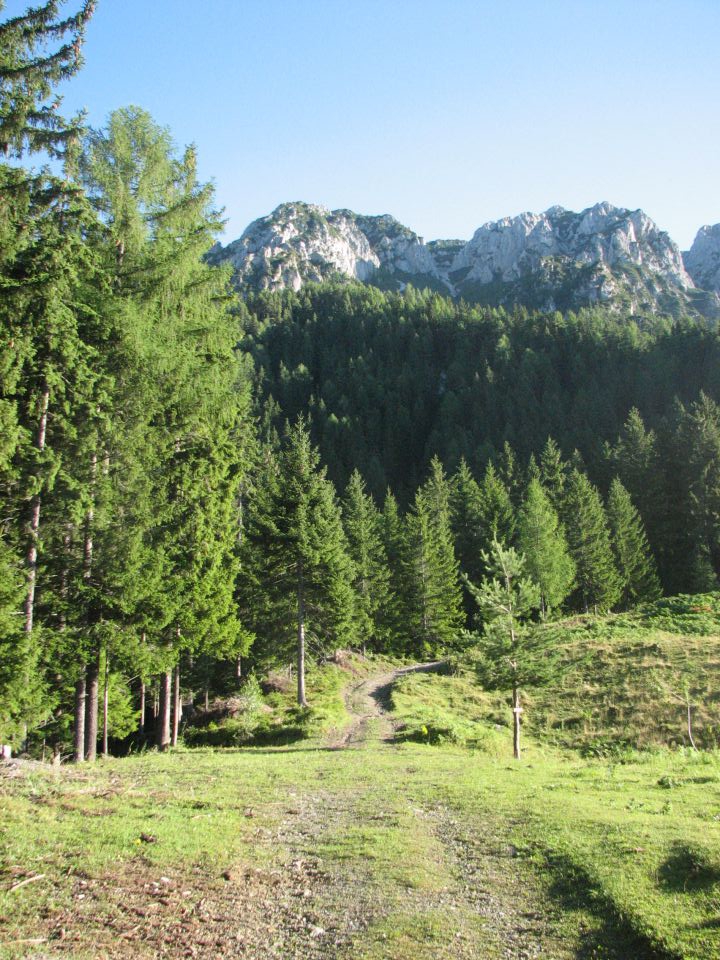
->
[517,479,575,617]
[465,541,539,760]
[77,106,254,753]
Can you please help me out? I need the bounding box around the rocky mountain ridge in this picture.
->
[685,224,720,294]
[210,201,720,317]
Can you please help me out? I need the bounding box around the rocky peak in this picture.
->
[684,224,720,293]
[451,202,692,292]
[210,200,711,316]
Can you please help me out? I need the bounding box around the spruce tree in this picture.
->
[539,437,568,511]
[242,421,354,705]
[342,470,391,653]
[0,0,95,159]
[564,470,621,612]
[517,479,575,617]
[449,459,485,623]
[404,459,463,657]
[0,0,100,749]
[607,478,661,608]
[379,490,410,654]
[477,462,515,559]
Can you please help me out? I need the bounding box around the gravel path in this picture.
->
[331,661,445,747]
[5,664,648,959]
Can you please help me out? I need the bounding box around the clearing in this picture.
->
[1,659,719,959]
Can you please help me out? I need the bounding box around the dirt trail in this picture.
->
[4,665,657,960]
[331,661,445,747]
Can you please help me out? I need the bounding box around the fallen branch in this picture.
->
[2,938,48,946]
[9,873,46,893]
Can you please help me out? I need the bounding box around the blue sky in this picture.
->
[6,0,720,248]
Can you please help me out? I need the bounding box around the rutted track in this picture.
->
[331,662,445,747]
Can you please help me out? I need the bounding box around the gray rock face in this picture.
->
[210,202,447,293]
[685,224,720,292]
[453,202,691,289]
[211,200,707,315]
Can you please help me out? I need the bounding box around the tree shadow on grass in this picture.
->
[657,842,720,892]
[544,852,681,960]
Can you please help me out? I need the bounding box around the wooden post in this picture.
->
[512,684,522,761]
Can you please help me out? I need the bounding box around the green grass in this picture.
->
[390,670,507,750]
[522,593,720,752]
[184,651,392,747]
[2,738,719,957]
[2,597,720,957]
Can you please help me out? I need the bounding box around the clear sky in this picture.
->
[6,0,720,248]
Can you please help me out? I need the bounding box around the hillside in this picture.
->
[211,201,720,318]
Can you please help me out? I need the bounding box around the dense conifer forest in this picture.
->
[2,2,720,763]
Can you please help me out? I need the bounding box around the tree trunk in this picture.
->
[156,670,171,751]
[236,655,242,679]
[24,388,49,635]
[102,656,109,757]
[171,665,180,747]
[512,683,522,761]
[139,679,145,735]
[73,675,86,763]
[84,659,100,761]
[297,566,307,707]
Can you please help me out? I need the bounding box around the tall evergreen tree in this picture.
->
[342,470,391,653]
[242,421,354,705]
[539,437,568,511]
[74,106,254,753]
[404,458,463,656]
[379,490,410,653]
[517,479,575,617]
[450,459,485,624]
[0,0,98,749]
[564,470,622,612]
[607,478,661,608]
[477,462,515,559]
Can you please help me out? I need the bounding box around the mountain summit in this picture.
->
[211,201,718,317]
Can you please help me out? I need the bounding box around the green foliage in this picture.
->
[342,470,391,651]
[465,540,540,691]
[517,479,575,616]
[607,477,661,607]
[563,470,622,612]
[240,420,355,689]
[0,0,94,159]
[402,458,463,656]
